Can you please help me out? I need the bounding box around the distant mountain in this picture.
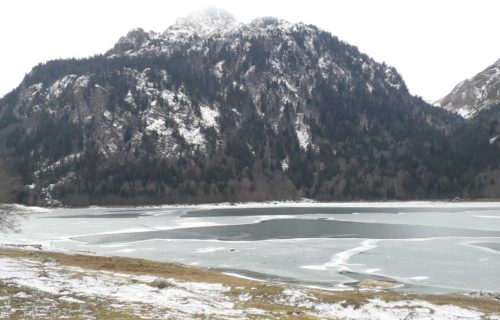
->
[435,58,500,118]
[432,58,500,198]
[0,8,487,206]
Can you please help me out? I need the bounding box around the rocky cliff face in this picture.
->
[0,8,478,206]
[436,59,500,118]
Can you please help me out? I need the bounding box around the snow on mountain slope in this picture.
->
[164,7,242,41]
[435,58,500,118]
[0,7,464,205]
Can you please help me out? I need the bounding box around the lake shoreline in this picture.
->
[1,246,499,319]
[10,199,500,213]
[4,203,500,294]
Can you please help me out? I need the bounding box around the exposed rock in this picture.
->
[150,278,173,289]
[9,8,500,206]
[436,58,500,118]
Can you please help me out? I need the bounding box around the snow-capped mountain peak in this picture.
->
[164,7,241,40]
[1,8,467,206]
[435,58,500,118]
[112,28,161,53]
[176,7,237,26]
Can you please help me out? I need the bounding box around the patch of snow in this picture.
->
[365,268,382,274]
[0,253,493,320]
[27,83,43,97]
[199,105,219,128]
[103,110,112,120]
[212,60,225,78]
[281,157,289,171]
[238,292,252,302]
[193,247,226,254]
[159,88,208,148]
[164,7,242,43]
[135,69,153,90]
[124,90,135,106]
[75,75,89,88]
[105,141,118,155]
[34,153,82,178]
[302,239,378,271]
[367,83,374,93]
[59,296,85,304]
[318,56,332,79]
[281,78,297,93]
[435,61,500,118]
[407,276,430,281]
[384,68,402,90]
[112,249,137,254]
[456,106,475,119]
[9,204,51,213]
[304,35,317,56]
[146,117,167,135]
[294,113,311,150]
[39,184,62,207]
[178,126,204,146]
[48,75,77,99]
[244,65,255,78]
[270,59,282,73]
[0,256,248,319]
[312,298,485,320]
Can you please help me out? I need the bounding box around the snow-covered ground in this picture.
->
[0,251,498,320]
[14,199,500,212]
[0,254,245,319]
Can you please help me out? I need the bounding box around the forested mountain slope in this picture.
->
[4,8,497,206]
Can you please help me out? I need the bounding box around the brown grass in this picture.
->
[0,247,255,287]
[1,246,499,318]
[311,289,500,314]
[0,281,145,320]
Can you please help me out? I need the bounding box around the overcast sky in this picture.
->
[1,0,499,102]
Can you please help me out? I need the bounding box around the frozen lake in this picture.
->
[2,202,500,293]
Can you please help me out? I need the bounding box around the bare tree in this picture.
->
[0,205,22,233]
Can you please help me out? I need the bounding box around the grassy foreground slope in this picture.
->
[0,247,499,319]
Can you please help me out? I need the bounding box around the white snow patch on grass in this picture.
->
[59,296,85,304]
[0,256,245,319]
[312,298,485,320]
[0,251,496,320]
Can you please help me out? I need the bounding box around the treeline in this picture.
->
[2,23,500,205]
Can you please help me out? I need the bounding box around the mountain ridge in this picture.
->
[3,8,498,206]
[435,58,500,118]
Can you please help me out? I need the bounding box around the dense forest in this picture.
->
[1,16,500,206]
